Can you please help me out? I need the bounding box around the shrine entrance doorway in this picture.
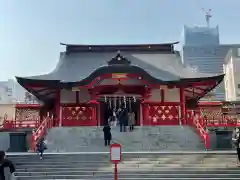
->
[99,96,141,126]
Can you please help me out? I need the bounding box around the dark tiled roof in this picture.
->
[16,51,222,83]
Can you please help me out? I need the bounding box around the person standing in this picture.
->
[103,125,112,146]
[0,151,15,180]
[119,108,128,132]
[128,111,135,131]
[232,128,240,166]
[36,137,47,160]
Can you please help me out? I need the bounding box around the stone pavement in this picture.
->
[9,152,240,180]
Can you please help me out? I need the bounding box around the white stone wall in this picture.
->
[147,87,180,102]
[60,90,76,103]
[60,89,92,104]
[148,89,162,101]
[165,87,180,102]
[78,89,91,103]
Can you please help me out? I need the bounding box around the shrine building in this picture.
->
[16,42,224,127]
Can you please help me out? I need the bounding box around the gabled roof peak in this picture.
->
[108,51,131,65]
[60,42,178,53]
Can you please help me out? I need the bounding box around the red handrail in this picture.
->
[193,116,210,150]
[30,116,54,152]
[187,110,210,150]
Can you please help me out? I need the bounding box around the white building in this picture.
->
[0,79,38,104]
[223,47,240,101]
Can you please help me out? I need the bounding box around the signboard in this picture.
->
[110,143,122,163]
[72,87,81,91]
[112,73,127,79]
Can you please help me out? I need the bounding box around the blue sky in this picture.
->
[0,0,239,80]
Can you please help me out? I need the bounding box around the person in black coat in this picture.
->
[119,108,128,132]
[0,151,15,180]
[36,137,47,159]
[103,125,112,146]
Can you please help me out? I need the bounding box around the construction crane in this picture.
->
[195,0,212,27]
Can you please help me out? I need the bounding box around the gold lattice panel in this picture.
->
[148,105,179,124]
[15,108,40,121]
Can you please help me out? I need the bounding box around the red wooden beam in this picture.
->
[76,73,153,89]
[189,80,216,87]
[194,86,206,91]
[141,100,180,105]
[24,84,46,88]
[198,101,222,106]
[15,104,42,108]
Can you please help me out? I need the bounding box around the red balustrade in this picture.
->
[0,118,40,130]
[30,116,54,152]
[187,110,210,150]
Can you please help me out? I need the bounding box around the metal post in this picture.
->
[114,163,118,180]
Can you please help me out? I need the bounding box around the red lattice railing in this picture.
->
[201,116,240,127]
[0,117,41,130]
[187,110,210,150]
[30,116,54,152]
[0,114,54,152]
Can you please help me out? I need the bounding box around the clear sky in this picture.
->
[0,0,239,80]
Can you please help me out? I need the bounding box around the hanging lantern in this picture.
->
[118,96,121,109]
[109,97,112,109]
[133,96,136,103]
[113,96,117,110]
[129,97,132,112]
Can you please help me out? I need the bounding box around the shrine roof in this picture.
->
[15,43,224,103]
[16,49,223,84]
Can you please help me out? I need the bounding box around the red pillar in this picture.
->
[179,87,186,125]
[56,88,61,126]
[142,104,149,125]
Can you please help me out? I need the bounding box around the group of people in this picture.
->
[103,107,136,146]
[107,108,136,132]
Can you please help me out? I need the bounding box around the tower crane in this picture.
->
[195,0,212,27]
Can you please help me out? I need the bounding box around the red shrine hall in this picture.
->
[16,42,224,126]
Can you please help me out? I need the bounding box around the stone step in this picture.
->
[10,153,240,180]
[14,169,240,176]
[14,173,240,180]
[45,126,204,152]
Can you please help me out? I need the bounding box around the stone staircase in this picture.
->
[45,126,205,152]
[10,153,240,180]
